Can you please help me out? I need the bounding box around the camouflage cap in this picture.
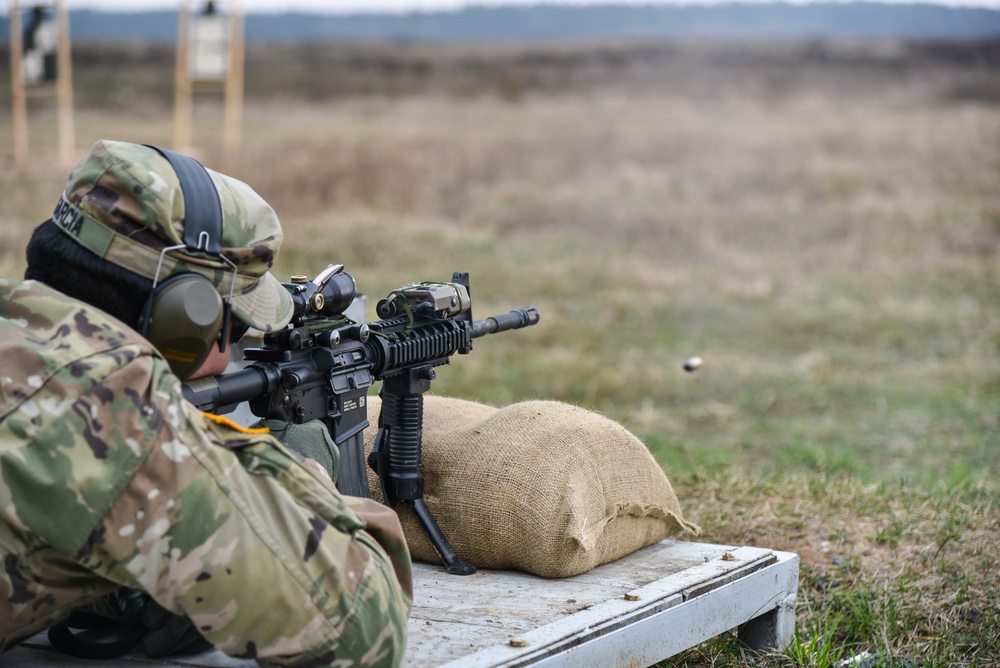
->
[52,140,293,332]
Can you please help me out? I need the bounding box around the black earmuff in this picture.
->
[138,146,233,380]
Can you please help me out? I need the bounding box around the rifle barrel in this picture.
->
[470,307,540,338]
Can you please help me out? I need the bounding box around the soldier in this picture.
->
[0,140,413,666]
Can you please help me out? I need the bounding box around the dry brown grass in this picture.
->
[1,38,998,665]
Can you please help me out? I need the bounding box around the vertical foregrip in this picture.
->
[380,390,425,501]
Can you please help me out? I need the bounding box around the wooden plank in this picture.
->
[403,542,782,667]
[6,638,249,667]
[441,550,799,668]
[8,541,798,668]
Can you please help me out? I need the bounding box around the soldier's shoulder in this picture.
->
[2,277,146,346]
[1,277,161,396]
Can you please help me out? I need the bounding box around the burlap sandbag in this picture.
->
[362,395,699,578]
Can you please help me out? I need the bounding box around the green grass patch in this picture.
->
[664,471,999,667]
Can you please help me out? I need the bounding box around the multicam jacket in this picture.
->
[0,277,412,667]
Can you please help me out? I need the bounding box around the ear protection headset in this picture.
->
[137,146,235,380]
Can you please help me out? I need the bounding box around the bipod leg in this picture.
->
[410,498,476,575]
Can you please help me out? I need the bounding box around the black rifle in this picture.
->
[183,264,539,575]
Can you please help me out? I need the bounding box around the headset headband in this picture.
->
[142,146,236,357]
[146,145,224,255]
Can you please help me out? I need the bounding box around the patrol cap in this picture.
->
[52,140,293,332]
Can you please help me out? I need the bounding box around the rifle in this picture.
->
[183,264,540,575]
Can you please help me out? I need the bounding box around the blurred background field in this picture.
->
[1,36,998,665]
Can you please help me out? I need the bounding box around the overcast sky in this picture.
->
[57,0,1000,13]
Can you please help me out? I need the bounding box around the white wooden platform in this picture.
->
[9,540,799,668]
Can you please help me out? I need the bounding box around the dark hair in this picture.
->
[25,220,153,329]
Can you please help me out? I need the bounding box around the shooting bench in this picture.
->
[12,540,799,668]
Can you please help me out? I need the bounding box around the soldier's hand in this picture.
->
[257,419,340,482]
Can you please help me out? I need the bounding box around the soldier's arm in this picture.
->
[76,357,413,667]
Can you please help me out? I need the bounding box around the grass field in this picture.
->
[2,38,998,666]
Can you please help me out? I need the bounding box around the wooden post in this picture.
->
[55,0,75,165]
[9,2,28,165]
[174,0,245,158]
[7,0,75,166]
[174,0,194,152]
[222,0,244,159]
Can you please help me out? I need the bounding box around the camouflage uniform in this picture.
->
[0,141,413,666]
